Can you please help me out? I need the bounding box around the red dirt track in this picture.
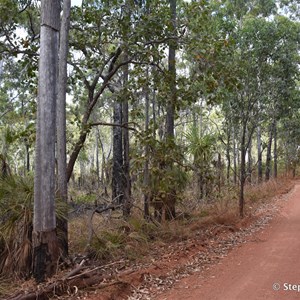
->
[156,184,300,300]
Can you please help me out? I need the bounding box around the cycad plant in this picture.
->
[185,126,216,200]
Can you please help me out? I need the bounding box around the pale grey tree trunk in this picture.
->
[33,0,60,283]
[56,0,71,257]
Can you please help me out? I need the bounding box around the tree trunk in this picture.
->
[247,133,252,183]
[144,68,150,219]
[152,84,157,140]
[56,0,71,258]
[25,142,30,173]
[273,120,277,178]
[122,53,131,218]
[265,122,274,181]
[217,152,222,193]
[233,127,237,185]
[95,128,100,188]
[239,123,247,218]
[226,126,231,184]
[112,101,123,205]
[257,124,263,183]
[163,0,177,220]
[33,0,60,282]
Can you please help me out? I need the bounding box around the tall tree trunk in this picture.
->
[163,0,177,220]
[247,133,252,183]
[112,101,123,205]
[239,123,247,218]
[56,0,71,257]
[226,126,231,184]
[95,128,100,188]
[122,61,131,218]
[265,122,274,181]
[152,85,157,140]
[217,152,222,193]
[257,124,263,183]
[98,131,106,184]
[233,127,237,185]
[143,68,150,219]
[25,142,30,173]
[33,0,60,283]
[273,120,277,178]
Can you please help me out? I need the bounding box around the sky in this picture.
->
[72,0,82,6]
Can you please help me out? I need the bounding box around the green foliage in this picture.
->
[185,126,216,164]
[74,193,98,204]
[185,126,217,199]
[146,138,188,202]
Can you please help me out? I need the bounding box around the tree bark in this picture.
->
[112,100,123,205]
[122,48,131,218]
[56,0,71,258]
[33,0,60,282]
[257,124,263,183]
[143,68,150,220]
[95,128,100,188]
[164,0,177,220]
[265,122,274,181]
[226,126,231,184]
[233,127,237,185]
[273,120,277,178]
[247,132,252,183]
[239,123,247,218]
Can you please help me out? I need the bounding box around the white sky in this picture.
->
[72,0,82,6]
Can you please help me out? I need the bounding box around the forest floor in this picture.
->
[4,179,297,300]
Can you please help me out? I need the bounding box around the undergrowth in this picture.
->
[68,176,295,265]
[0,174,295,295]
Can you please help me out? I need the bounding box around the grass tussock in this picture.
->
[0,175,34,279]
[0,175,68,280]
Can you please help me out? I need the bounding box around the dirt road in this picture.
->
[156,184,300,300]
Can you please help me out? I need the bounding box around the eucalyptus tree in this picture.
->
[57,0,71,257]
[66,0,171,183]
[33,0,60,282]
[270,16,300,178]
[162,0,177,220]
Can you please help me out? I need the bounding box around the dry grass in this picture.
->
[68,176,295,266]
[245,177,293,205]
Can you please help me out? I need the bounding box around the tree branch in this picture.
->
[89,121,138,132]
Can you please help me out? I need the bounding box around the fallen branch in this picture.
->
[63,259,87,280]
